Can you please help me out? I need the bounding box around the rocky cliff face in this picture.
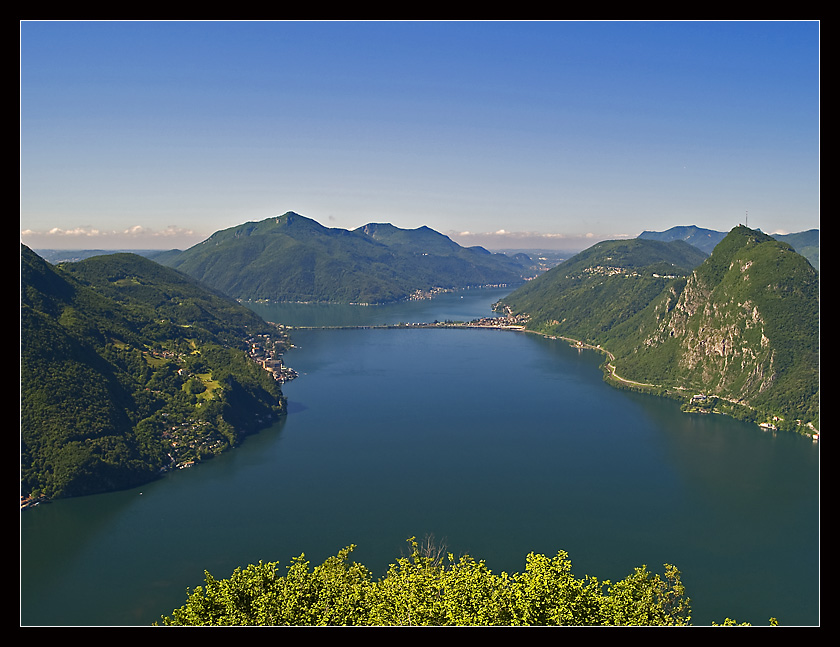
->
[645,270,776,401]
[612,226,818,422]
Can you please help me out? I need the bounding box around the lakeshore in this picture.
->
[280,311,818,439]
[22,287,819,626]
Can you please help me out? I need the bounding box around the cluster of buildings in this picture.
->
[466,313,530,329]
[247,332,298,383]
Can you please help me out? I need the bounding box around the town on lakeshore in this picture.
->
[282,312,531,332]
[247,331,298,383]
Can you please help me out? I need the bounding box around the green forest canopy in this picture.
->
[21,246,287,499]
[159,539,772,626]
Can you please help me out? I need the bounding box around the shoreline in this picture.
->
[286,318,818,438]
[515,328,818,439]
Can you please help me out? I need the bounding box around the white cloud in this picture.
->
[448,228,615,252]
[22,224,195,239]
[452,229,575,241]
[20,224,202,250]
[45,226,103,237]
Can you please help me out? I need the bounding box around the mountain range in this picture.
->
[638,224,819,269]
[156,212,537,304]
[500,226,819,431]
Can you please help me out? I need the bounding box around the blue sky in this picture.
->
[20,20,819,251]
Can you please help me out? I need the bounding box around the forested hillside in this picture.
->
[159,212,536,304]
[500,228,819,431]
[773,229,819,270]
[21,246,288,500]
[604,227,819,427]
[499,238,708,341]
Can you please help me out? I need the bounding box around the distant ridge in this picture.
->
[638,225,726,255]
[158,212,537,304]
[639,225,818,269]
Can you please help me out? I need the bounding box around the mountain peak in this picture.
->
[160,213,535,304]
[355,222,459,252]
[273,211,326,230]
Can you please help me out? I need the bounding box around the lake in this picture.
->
[20,288,819,626]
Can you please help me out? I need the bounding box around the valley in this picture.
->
[19,19,819,627]
[20,217,819,626]
[22,218,819,503]
[20,287,819,626]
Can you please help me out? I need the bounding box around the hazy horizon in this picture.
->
[25,218,815,257]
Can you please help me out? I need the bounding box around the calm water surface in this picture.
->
[20,288,819,626]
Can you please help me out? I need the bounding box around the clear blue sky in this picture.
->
[20,20,820,251]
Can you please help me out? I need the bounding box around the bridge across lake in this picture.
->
[286,321,527,331]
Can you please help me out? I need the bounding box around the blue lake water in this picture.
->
[20,288,819,626]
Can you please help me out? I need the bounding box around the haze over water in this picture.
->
[20,288,818,626]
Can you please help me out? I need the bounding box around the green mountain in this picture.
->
[500,227,819,430]
[158,212,536,304]
[638,225,819,270]
[499,238,709,341]
[772,229,819,271]
[20,246,288,500]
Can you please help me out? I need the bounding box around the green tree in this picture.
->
[159,539,752,626]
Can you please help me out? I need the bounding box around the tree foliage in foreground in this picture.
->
[160,539,741,626]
